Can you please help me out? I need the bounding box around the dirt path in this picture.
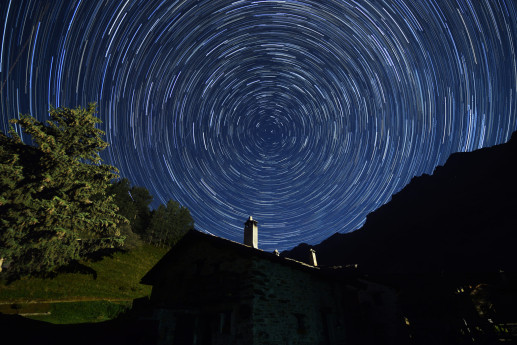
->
[0,297,135,305]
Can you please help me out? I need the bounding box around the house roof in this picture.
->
[140,229,360,286]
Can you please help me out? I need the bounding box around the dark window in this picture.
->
[294,313,307,334]
[219,311,232,335]
[238,304,251,320]
[173,315,195,344]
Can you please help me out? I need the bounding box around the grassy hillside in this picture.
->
[0,244,168,323]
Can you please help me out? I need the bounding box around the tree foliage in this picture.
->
[127,186,152,236]
[0,104,125,278]
[107,178,153,248]
[107,178,137,223]
[147,200,194,247]
[108,179,192,248]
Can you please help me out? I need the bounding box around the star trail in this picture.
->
[1,0,516,251]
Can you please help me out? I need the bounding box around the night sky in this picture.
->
[1,0,516,251]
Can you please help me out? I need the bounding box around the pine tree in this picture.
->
[0,104,125,278]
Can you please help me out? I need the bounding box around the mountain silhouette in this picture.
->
[283,131,517,275]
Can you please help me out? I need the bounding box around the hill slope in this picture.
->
[0,244,168,323]
[283,132,517,275]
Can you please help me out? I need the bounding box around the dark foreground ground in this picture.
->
[0,313,158,345]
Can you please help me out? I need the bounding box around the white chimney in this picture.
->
[244,216,258,249]
[309,249,318,267]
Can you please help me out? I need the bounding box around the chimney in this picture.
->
[309,249,318,267]
[244,216,258,249]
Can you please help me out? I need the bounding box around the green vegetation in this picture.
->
[1,103,193,279]
[0,244,167,323]
[0,244,167,302]
[0,104,125,279]
[108,178,194,247]
[29,300,132,324]
[0,103,192,323]
[147,199,194,247]
[107,178,152,243]
[0,300,130,324]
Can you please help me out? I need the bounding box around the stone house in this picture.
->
[140,217,400,345]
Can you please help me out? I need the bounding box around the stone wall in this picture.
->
[249,258,349,345]
[147,238,360,345]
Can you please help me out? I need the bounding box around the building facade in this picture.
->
[141,233,368,343]
[139,217,405,345]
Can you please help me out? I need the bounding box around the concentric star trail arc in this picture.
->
[1,0,516,250]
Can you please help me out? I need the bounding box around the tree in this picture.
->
[107,178,137,222]
[128,186,152,236]
[0,104,125,278]
[107,178,153,248]
[147,200,194,247]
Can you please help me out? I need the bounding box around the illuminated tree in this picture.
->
[0,104,125,278]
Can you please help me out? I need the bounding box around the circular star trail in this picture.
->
[1,0,516,251]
